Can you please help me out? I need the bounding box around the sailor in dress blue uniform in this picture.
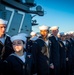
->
[31,25,52,75]
[0,18,13,60]
[1,34,36,75]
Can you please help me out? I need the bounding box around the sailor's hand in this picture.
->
[66,57,69,61]
[50,63,54,69]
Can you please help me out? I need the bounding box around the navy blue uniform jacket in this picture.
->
[32,38,51,75]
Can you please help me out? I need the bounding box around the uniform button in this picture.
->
[23,65,25,69]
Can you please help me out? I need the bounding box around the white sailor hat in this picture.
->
[11,34,27,43]
[50,26,59,30]
[59,32,64,36]
[69,31,74,34]
[39,25,49,30]
[30,32,36,36]
[0,18,8,25]
[18,33,28,37]
[64,32,68,35]
[30,36,38,41]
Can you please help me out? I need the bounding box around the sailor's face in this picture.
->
[12,40,25,52]
[40,30,48,38]
[52,29,59,36]
[0,24,6,36]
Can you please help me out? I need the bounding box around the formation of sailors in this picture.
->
[0,18,74,75]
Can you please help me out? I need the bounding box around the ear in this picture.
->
[57,29,59,33]
[47,30,49,33]
[23,43,26,48]
[23,43,25,46]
